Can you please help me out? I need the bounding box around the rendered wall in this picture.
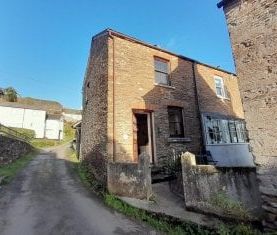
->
[181,152,261,221]
[222,0,277,230]
[0,106,46,138]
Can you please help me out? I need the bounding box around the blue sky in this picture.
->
[0,0,234,109]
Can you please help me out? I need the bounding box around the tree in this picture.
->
[4,87,18,102]
[0,88,4,97]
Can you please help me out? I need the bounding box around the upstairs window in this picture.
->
[168,107,184,138]
[214,76,230,99]
[154,57,170,85]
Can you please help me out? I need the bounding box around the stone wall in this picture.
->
[107,153,152,200]
[107,35,201,164]
[195,63,244,118]
[0,135,32,165]
[221,0,277,230]
[180,152,261,221]
[80,33,109,185]
[106,33,244,165]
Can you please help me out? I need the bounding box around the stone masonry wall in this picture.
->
[80,33,109,185]
[107,153,152,199]
[222,0,277,230]
[0,135,32,165]
[107,34,244,165]
[195,63,244,118]
[181,152,261,221]
[108,35,201,164]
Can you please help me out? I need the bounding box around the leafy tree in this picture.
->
[0,88,4,97]
[4,87,18,102]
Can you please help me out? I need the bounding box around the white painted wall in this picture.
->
[62,112,82,122]
[22,109,46,138]
[0,106,46,138]
[0,105,64,140]
[45,119,64,140]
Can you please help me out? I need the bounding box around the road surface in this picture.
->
[0,145,158,235]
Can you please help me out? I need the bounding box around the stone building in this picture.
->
[80,29,254,186]
[218,0,277,230]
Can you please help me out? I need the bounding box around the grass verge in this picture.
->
[67,150,270,235]
[0,150,37,185]
[31,121,75,149]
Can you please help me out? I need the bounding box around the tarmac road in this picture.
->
[0,145,158,235]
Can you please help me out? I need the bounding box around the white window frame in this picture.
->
[154,57,170,86]
[203,115,248,145]
[214,76,227,99]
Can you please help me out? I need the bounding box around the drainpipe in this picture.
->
[108,31,116,162]
[191,62,205,158]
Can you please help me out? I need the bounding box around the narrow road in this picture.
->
[0,146,157,235]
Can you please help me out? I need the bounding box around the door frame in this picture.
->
[132,109,155,164]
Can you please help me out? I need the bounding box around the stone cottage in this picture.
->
[218,0,277,230]
[80,29,255,187]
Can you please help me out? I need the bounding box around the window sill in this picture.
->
[154,83,175,89]
[168,137,192,143]
[206,142,248,146]
[217,95,230,101]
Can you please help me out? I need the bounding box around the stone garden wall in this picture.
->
[107,153,152,200]
[180,152,262,221]
[0,135,32,165]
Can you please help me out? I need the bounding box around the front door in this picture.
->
[133,111,153,163]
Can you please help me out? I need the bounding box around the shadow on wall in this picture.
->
[80,137,152,200]
[181,152,262,221]
[141,58,240,162]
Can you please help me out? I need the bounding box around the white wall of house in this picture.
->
[0,106,46,138]
[45,119,64,140]
[62,112,82,122]
[0,105,64,140]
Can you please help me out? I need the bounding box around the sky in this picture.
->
[0,0,234,109]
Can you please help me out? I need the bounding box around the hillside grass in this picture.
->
[0,150,37,185]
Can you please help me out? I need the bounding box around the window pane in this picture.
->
[168,107,184,138]
[236,121,246,143]
[205,117,231,144]
[155,71,169,85]
[155,59,168,73]
[215,77,225,97]
[221,120,231,143]
[228,121,238,143]
[216,87,223,96]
